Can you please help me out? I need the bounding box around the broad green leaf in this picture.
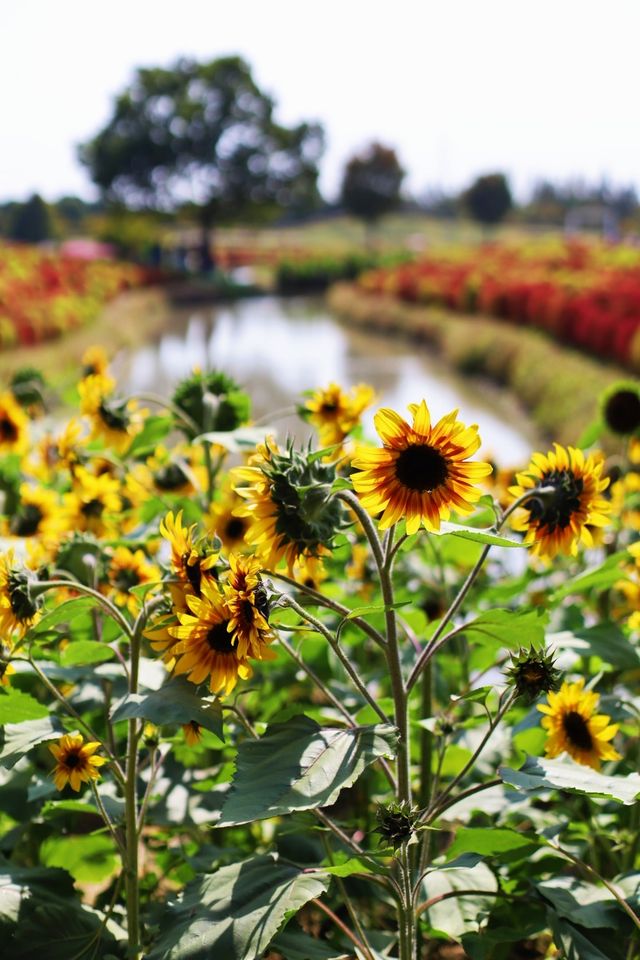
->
[218,716,397,825]
[39,799,99,819]
[60,640,115,667]
[29,597,96,635]
[271,927,351,960]
[147,853,329,960]
[432,522,523,548]
[460,608,546,650]
[500,755,640,804]
[549,914,622,960]
[547,625,640,670]
[40,834,119,885]
[111,676,224,741]
[344,600,410,620]
[550,551,627,602]
[577,418,604,449]
[537,877,623,929]
[421,857,498,939]
[445,827,540,861]
[126,414,172,457]
[195,426,271,451]
[0,688,49,723]
[321,857,372,877]
[450,686,494,706]
[0,862,119,959]
[0,716,61,769]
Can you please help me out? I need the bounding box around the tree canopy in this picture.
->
[464,173,513,226]
[8,194,53,244]
[79,57,325,226]
[340,142,405,224]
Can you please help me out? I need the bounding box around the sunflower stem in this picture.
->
[124,609,143,957]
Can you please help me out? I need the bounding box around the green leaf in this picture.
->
[460,608,546,650]
[0,688,49,723]
[547,625,640,670]
[500,755,640,804]
[432,522,523,548]
[549,915,620,960]
[40,834,120,885]
[0,862,119,959]
[271,927,351,960]
[537,877,623,929]
[445,827,540,861]
[147,853,329,960]
[0,716,62,769]
[421,857,498,939]
[29,597,96,634]
[321,857,372,877]
[577,418,604,449]
[550,551,627,602]
[344,600,411,620]
[60,640,115,667]
[195,426,271,451]
[218,716,397,825]
[126,414,172,457]
[111,676,224,742]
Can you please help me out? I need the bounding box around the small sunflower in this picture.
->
[182,721,203,746]
[302,382,375,448]
[351,400,492,534]
[168,577,252,696]
[107,547,160,613]
[207,484,252,553]
[0,550,41,641]
[509,444,610,560]
[79,373,141,453]
[0,391,29,458]
[600,380,640,436]
[159,510,218,600]
[81,345,110,379]
[65,467,121,537]
[223,553,276,660]
[49,733,107,791]
[538,679,621,770]
[8,483,65,543]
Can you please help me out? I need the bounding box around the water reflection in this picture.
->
[117,295,541,465]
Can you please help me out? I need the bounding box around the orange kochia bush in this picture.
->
[0,243,148,348]
[358,239,640,372]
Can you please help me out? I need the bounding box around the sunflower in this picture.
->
[232,440,348,571]
[78,373,141,453]
[206,484,252,553]
[0,391,29,458]
[508,444,611,560]
[223,553,276,660]
[600,380,640,436]
[351,400,492,534]
[538,679,621,770]
[65,467,121,538]
[8,483,65,544]
[182,721,203,746]
[303,382,375,448]
[168,577,252,696]
[81,345,110,379]
[49,733,107,791]
[107,547,160,613]
[0,549,41,641]
[159,510,218,600]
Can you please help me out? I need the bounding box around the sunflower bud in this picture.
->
[375,800,420,850]
[600,381,640,437]
[172,371,250,439]
[506,647,560,703]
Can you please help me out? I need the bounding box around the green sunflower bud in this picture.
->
[375,800,420,850]
[172,371,250,439]
[506,646,560,703]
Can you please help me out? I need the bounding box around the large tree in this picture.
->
[340,142,405,241]
[8,194,53,244]
[463,173,512,227]
[79,57,324,269]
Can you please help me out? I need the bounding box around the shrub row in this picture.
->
[358,239,640,372]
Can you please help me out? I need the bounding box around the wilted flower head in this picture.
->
[375,800,420,849]
[506,646,561,702]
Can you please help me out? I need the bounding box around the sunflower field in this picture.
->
[1,354,640,960]
[0,244,147,349]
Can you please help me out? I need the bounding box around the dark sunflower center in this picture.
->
[225,517,246,541]
[394,444,448,492]
[65,751,81,769]
[562,710,593,751]
[206,620,235,654]
[0,415,18,443]
[81,498,105,519]
[320,402,338,414]
[604,389,640,435]
[10,504,43,537]
[154,463,189,491]
[99,401,129,432]
[527,469,584,532]
[113,568,141,592]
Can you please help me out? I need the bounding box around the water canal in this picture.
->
[115,294,541,466]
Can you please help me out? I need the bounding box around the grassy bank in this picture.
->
[327,282,624,449]
[0,288,172,384]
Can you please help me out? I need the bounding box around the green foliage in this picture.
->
[40,834,120,884]
[464,173,513,226]
[500,755,640,804]
[7,193,53,243]
[340,142,405,224]
[111,677,224,741]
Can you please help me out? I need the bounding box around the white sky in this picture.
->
[2,0,640,204]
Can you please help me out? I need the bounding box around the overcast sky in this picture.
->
[3,0,639,204]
